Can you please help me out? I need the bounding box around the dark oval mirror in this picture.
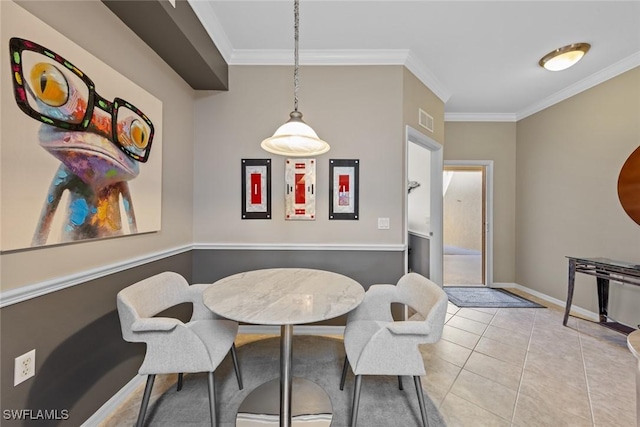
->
[618,145,640,226]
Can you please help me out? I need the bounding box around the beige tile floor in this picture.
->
[101,295,637,427]
[430,299,637,427]
[444,253,483,286]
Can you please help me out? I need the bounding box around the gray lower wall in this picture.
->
[193,249,406,326]
[408,233,431,278]
[0,252,192,426]
[1,248,403,425]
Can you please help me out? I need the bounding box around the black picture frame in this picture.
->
[329,159,359,220]
[241,159,271,219]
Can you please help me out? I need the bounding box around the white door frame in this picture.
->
[444,160,494,287]
[405,126,443,286]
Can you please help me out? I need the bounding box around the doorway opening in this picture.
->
[405,126,443,286]
[443,161,493,287]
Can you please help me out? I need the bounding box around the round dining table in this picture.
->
[203,268,365,427]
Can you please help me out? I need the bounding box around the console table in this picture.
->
[563,257,640,334]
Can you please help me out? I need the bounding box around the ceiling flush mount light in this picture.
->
[261,0,330,157]
[539,43,591,71]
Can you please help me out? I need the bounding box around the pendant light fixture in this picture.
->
[539,43,591,71]
[261,0,330,157]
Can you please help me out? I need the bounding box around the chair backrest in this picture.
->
[117,271,189,342]
[396,272,448,341]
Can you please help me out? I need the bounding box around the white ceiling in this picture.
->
[188,0,640,121]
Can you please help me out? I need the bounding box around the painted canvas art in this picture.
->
[0,2,162,250]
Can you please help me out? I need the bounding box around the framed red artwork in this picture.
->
[329,159,359,220]
[241,159,271,219]
[285,158,315,220]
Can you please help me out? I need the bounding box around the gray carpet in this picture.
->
[444,286,545,308]
[144,335,446,427]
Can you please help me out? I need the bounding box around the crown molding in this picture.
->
[229,48,411,66]
[445,112,517,122]
[190,0,640,122]
[187,0,233,62]
[229,48,451,104]
[404,50,451,103]
[516,51,640,121]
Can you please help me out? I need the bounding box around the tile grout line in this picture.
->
[509,307,537,426]
[436,305,478,410]
[478,307,523,426]
[467,307,526,424]
[440,305,521,423]
[576,319,597,426]
[437,305,468,410]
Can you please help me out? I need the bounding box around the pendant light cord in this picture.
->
[293,0,299,113]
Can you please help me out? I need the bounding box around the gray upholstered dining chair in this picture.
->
[339,272,448,427]
[117,271,243,427]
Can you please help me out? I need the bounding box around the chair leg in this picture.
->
[207,371,216,427]
[350,375,362,427]
[398,375,404,390]
[230,344,243,390]
[177,373,183,391]
[340,356,349,390]
[136,374,155,427]
[413,376,429,427]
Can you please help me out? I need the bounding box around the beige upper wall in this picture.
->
[402,68,445,145]
[193,65,409,245]
[1,1,195,290]
[444,122,517,283]
[516,67,640,326]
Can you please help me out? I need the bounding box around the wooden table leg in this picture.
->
[563,258,576,326]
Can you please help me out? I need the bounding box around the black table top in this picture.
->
[567,256,640,272]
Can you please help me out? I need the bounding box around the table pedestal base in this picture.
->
[236,377,332,427]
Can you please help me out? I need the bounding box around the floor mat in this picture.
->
[444,286,545,308]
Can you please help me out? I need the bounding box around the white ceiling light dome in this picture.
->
[261,0,330,157]
[539,43,591,71]
[261,111,330,157]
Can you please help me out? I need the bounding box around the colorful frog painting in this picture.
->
[9,38,154,246]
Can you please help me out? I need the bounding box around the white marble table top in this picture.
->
[628,330,640,360]
[203,268,365,326]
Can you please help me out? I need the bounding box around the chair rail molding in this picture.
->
[0,245,192,308]
[1,243,405,307]
[193,242,406,251]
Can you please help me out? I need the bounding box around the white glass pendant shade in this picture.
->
[539,43,590,71]
[261,111,330,157]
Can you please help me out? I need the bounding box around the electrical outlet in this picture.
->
[14,349,35,386]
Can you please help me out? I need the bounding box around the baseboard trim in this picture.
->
[492,282,599,321]
[81,374,145,427]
